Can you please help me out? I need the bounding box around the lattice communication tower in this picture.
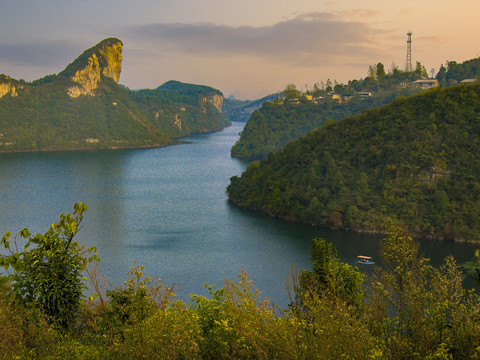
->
[406,31,413,72]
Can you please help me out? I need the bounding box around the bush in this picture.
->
[0,202,98,330]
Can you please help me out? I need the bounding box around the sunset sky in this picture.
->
[1,0,479,99]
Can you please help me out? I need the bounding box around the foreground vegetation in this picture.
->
[1,204,480,359]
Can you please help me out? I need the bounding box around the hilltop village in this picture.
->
[277,62,478,105]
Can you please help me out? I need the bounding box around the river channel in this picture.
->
[0,122,477,307]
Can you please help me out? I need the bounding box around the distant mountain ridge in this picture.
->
[0,38,229,152]
[223,93,280,122]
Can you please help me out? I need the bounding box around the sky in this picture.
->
[1,0,479,99]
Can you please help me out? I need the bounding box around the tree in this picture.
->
[334,83,345,95]
[283,83,300,99]
[325,79,333,92]
[376,62,386,81]
[368,219,480,358]
[0,203,98,330]
[312,82,323,97]
[292,238,364,312]
[415,61,428,78]
[390,62,400,74]
[436,64,447,87]
[355,171,370,206]
[368,65,376,79]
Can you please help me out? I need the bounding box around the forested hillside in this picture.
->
[128,80,229,138]
[231,87,422,159]
[231,58,480,160]
[230,87,419,159]
[0,39,229,152]
[0,76,170,151]
[228,84,480,241]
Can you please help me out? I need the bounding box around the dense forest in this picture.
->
[228,84,480,241]
[231,58,480,159]
[0,39,229,152]
[230,87,420,159]
[0,204,479,359]
[0,77,172,151]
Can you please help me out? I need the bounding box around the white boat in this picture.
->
[357,255,374,265]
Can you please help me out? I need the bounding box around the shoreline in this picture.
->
[0,143,171,154]
[228,200,480,244]
[0,124,232,155]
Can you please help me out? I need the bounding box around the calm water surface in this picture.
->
[0,122,477,307]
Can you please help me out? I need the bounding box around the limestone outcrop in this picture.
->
[201,93,223,113]
[65,38,123,98]
[208,94,223,113]
[0,76,24,99]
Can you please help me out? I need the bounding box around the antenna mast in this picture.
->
[406,31,413,72]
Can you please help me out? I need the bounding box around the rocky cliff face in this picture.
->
[208,93,223,113]
[200,93,223,113]
[98,41,122,83]
[66,38,123,98]
[156,80,224,114]
[201,94,224,114]
[0,76,24,99]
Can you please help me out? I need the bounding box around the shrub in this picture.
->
[0,203,98,330]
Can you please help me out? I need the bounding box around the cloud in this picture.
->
[335,9,381,19]
[129,12,383,66]
[0,41,81,69]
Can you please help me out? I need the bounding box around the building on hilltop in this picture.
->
[355,91,373,99]
[413,79,439,89]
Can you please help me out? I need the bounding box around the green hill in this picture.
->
[128,80,229,138]
[231,58,480,160]
[230,87,421,159]
[0,38,229,152]
[227,84,480,241]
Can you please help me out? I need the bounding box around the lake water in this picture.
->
[0,122,477,307]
